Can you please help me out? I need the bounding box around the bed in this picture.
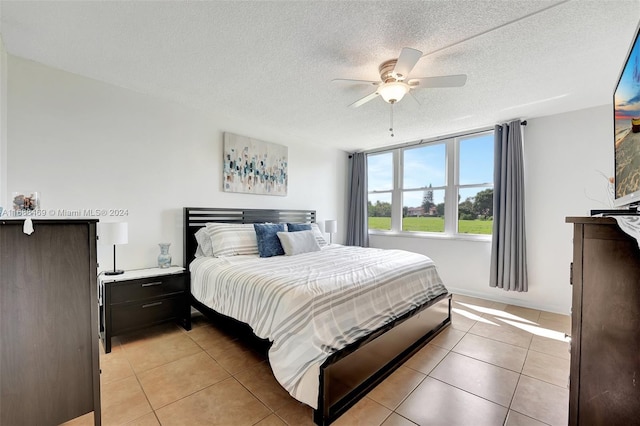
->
[184,207,451,425]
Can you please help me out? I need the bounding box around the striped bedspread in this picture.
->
[190,244,448,408]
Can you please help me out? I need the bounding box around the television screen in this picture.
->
[614,23,640,207]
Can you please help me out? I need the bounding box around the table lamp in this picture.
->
[99,222,128,275]
[324,219,337,244]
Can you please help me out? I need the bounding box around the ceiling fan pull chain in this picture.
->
[390,103,395,137]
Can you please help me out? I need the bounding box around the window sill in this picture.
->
[368,229,492,243]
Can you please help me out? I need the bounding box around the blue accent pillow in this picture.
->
[254,223,285,257]
[287,223,312,232]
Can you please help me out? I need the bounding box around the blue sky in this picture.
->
[615,32,640,120]
[368,133,494,208]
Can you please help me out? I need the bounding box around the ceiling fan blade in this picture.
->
[348,91,380,108]
[393,47,423,79]
[408,74,467,88]
[331,78,380,86]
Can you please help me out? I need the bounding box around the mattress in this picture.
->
[190,244,447,408]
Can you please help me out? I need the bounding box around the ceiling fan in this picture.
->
[333,47,467,108]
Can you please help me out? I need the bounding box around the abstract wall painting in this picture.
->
[223,132,288,196]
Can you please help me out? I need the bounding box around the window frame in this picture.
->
[367,129,494,240]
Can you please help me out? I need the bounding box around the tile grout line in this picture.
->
[186,326,284,425]
[96,298,569,426]
[187,324,298,426]
[421,301,564,425]
[503,374,556,426]
[116,327,232,424]
[426,375,512,420]
[119,333,168,423]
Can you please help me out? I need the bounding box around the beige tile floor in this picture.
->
[64,294,570,426]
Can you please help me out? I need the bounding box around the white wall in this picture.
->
[371,105,613,314]
[0,37,6,211]
[6,54,615,314]
[6,55,348,271]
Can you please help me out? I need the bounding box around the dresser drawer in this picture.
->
[111,295,184,335]
[109,273,187,304]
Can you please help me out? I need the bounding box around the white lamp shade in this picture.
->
[324,220,337,234]
[99,222,128,245]
[378,82,410,103]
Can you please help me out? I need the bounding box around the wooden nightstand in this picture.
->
[99,266,191,353]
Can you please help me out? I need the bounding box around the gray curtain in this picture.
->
[346,152,369,247]
[490,120,528,291]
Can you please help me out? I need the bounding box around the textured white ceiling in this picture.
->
[1,0,639,152]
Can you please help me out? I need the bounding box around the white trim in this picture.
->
[0,37,6,211]
[368,229,491,242]
[448,286,570,315]
[362,125,495,155]
[445,137,457,235]
[391,149,402,232]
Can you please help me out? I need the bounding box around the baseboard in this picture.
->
[446,286,569,315]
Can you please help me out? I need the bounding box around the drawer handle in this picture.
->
[142,301,163,309]
[141,281,163,287]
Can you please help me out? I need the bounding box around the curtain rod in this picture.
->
[349,120,527,157]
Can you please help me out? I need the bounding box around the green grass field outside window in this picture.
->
[368,216,492,235]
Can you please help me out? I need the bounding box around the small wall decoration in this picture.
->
[223,132,288,196]
[12,191,40,211]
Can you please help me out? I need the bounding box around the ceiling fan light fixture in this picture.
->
[378,82,410,104]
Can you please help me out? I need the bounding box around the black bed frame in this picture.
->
[183,207,451,425]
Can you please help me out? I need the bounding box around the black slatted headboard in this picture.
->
[183,207,316,266]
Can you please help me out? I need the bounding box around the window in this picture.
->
[367,131,494,237]
[457,133,494,235]
[402,143,446,233]
[367,152,393,231]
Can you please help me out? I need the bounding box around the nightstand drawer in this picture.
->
[110,274,187,304]
[111,295,183,335]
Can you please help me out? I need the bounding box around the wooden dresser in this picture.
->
[0,219,101,425]
[566,217,640,425]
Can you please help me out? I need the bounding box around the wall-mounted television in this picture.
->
[614,22,640,208]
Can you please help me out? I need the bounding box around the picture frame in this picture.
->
[223,132,288,196]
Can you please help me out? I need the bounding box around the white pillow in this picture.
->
[194,227,213,257]
[310,223,328,247]
[277,230,321,256]
[196,223,259,257]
